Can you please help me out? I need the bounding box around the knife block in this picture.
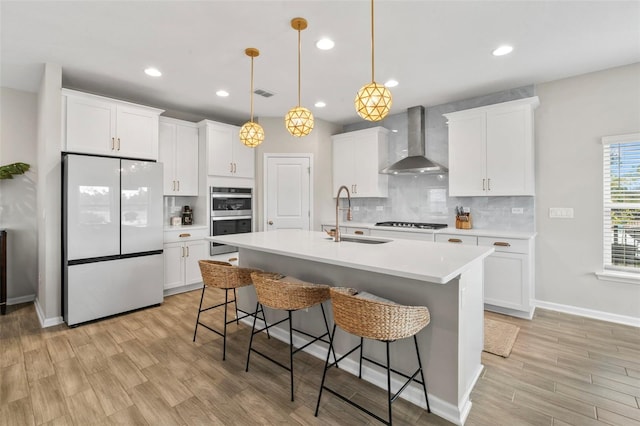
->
[456,214,472,229]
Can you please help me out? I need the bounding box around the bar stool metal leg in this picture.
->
[245,302,261,372]
[193,285,206,342]
[386,341,393,426]
[414,335,430,412]
[289,310,294,401]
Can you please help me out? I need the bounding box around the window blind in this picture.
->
[602,133,640,272]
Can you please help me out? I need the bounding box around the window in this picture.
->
[602,133,640,275]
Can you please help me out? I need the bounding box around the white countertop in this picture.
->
[322,221,536,239]
[207,229,494,284]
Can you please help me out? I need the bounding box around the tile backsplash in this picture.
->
[341,85,536,232]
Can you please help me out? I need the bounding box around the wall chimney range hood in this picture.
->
[380,105,447,175]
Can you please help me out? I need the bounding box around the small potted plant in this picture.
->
[0,163,30,180]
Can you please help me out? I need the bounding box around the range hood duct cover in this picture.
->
[380,105,448,175]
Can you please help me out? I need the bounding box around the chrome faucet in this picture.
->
[334,185,352,242]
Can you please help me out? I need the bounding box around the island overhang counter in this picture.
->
[207,229,494,425]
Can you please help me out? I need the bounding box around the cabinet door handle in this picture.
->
[234,163,237,173]
[186,246,189,257]
[111,137,116,150]
[181,247,185,257]
[482,179,486,191]
[230,162,233,173]
[487,178,491,191]
[494,241,511,247]
[172,181,176,191]
[176,180,180,192]
[448,238,463,243]
[228,257,238,262]
[268,220,273,225]
[117,138,121,151]
[354,230,364,235]
[179,233,191,238]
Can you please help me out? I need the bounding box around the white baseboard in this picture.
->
[163,282,203,297]
[7,294,35,305]
[33,298,64,328]
[534,299,640,327]
[239,317,467,425]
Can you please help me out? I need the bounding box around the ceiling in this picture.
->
[2,1,639,126]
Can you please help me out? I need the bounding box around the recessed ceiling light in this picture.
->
[384,79,399,88]
[316,38,335,50]
[314,101,326,108]
[144,67,162,77]
[216,90,229,97]
[492,45,513,56]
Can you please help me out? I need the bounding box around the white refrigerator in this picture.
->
[62,153,164,325]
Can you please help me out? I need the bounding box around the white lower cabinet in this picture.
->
[435,233,535,319]
[479,237,534,318]
[163,228,207,294]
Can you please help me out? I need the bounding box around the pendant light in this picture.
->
[285,17,314,137]
[355,0,392,121]
[239,48,265,148]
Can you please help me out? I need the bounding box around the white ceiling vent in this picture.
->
[254,88,275,98]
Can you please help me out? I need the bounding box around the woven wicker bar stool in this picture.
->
[246,272,338,401]
[315,287,431,426]
[193,260,268,361]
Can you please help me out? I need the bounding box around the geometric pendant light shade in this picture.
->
[355,0,392,121]
[285,17,314,137]
[239,47,265,148]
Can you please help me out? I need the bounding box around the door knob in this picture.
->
[268,220,274,225]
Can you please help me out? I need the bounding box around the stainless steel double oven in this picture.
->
[210,187,252,255]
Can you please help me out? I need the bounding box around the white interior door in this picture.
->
[265,155,311,231]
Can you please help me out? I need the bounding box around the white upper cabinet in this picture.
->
[332,127,389,198]
[201,120,255,179]
[159,117,199,196]
[63,89,163,160]
[444,96,539,196]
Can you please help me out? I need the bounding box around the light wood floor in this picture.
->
[0,289,638,425]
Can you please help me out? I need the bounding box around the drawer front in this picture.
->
[435,233,478,245]
[478,236,529,254]
[164,227,207,243]
[344,227,370,236]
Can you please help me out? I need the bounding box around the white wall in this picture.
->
[254,117,340,231]
[36,63,63,325]
[0,87,38,302]
[535,63,640,320]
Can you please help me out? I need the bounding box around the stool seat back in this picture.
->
[198,260,261,289]
[251,272,331,311]
[329,287,430,341]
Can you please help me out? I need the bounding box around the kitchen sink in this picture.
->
[325,236,391,244]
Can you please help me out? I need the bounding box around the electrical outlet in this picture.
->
[352,206,360,211]
[512,207,524,214]
[376,206,384,211]
[549,207,574,218]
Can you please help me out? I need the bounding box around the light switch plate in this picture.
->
[549,207,574,218]
[512,207,524,214]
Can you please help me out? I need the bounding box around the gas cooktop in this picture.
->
[374,221,448,230]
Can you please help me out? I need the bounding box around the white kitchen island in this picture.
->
[208,230,493,425]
